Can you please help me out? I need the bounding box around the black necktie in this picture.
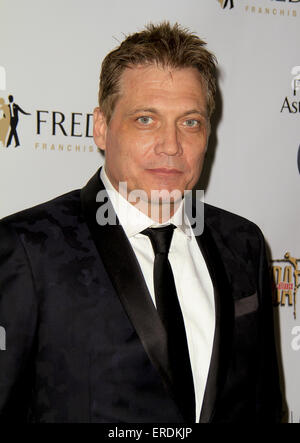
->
[141,224,195,422]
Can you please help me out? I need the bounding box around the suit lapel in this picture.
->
[81,169,234,422]
[80,168,184,420]
[192,208,234,423]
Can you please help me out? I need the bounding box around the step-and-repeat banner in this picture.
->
[1,0,299,422]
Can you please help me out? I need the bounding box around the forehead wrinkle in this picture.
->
[116,65,208,117]
[121,65,178,92]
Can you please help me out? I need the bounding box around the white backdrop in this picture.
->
[1,0,300,422]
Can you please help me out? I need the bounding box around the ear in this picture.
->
[93,107,108,151]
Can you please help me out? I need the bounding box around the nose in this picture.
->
[154,123,182,156]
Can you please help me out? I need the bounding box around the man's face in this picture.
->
[94,64,209,205]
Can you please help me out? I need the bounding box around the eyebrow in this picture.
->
[127,108,158,116]
[127,108,207,119]
[181,109,207,119]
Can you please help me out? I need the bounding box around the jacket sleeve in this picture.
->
[0,221,38,422]
[255,227,283,422]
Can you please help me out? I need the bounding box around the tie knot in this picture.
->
[141,224,176,255]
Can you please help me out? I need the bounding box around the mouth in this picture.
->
[145,168,182,175]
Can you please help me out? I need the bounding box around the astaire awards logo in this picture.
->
[272,253,300,319]
[280,66,300,175]
[0,100,96,153]
[280,66,300,114]
[0,66,97,153]
[0,94,30,147]
[0,93,96,152]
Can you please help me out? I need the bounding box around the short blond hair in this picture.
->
[98,22,217,122]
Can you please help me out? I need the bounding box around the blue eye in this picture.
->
[184,119,199,127]
[137,116,153,125]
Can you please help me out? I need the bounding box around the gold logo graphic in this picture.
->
[272,253,300,319]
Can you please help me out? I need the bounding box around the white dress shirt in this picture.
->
[100,166,215,422]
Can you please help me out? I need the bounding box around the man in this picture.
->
[0,22,282,423]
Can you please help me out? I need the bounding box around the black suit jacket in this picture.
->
[0,168,282,423]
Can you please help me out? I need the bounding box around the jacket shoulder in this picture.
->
[204,202,262,235]
[0,189,82,230]
[202,202,266,258]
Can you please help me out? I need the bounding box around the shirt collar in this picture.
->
[100,165,192,239]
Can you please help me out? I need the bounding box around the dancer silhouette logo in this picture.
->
[0,94,31,147]
[218,0,234,9]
